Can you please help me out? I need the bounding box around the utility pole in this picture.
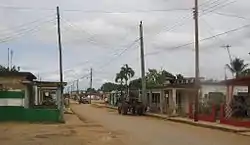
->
[10,49,13,70]
[76,79,79,95]
[7,48,10,70]
[89,68,93,104]
[139,21,146,104]
[56,6,64,122]
[222,45,232,63]
[222,45,234,77]
[193,0,200,122]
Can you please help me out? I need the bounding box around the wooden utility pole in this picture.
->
[10,49,13,70]
[76,79,79,95]
[222,45,232,63]
[7,48,10,70]
[56,6,64,122]
[89,68,93,104]
[139,21,146,104]
[222,45,234,77]
[193,0,200,122]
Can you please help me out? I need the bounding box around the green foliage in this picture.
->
[86,88,97,93]
[146,69,175,87]
[0,65,20,72]
[226,58,248,78]
[129,78,141,89]
[100,82,119,92]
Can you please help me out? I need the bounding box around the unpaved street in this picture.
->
[71,103,250,145]
[0,114,124,145]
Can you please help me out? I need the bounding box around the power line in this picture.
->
[201,0,236,15]
[152,0,234,40]
[212,11,250,20]
[146,23,250,55]
[0,18,56,43]
[66,38,139,86]
[0,13,55,34]
[60,17,110,47]
[0,5,191,13]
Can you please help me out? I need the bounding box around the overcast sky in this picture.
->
[0,0,249,89]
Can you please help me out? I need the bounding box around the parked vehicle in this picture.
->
[79,97,90,104]
[117,90,146,115]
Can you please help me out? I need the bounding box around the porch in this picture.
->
[0,72,67,122]
[147,85,196,116]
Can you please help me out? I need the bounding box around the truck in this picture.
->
[117,90,146,115]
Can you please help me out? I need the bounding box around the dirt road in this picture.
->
[0,114,124,145]
[71,103,250,145]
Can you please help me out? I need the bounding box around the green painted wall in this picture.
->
[24,108,60,122]
[0,91,24,98]
[0,106,60,122]
[0,106,24,121]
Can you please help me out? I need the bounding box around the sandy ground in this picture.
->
[71,103,250,145]
[1,102,249,145]
[0,113,124,145]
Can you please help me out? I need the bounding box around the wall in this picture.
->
[201,84,248,97]
[180,91,190,114]
[0,91,25,106]
[0,106,60,122]
[0,91,61,122]
[0,76,29,108]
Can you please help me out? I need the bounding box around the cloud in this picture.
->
[0,0,250,89]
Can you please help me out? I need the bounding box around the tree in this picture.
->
[115,72,125,85]
[100,82,119,92]
[241,68,250,77]
[120,64,135,87]
[226,58,248,78]
[146,69,175,87]
[86,88,96,93]
[0,65,20,72]
[0,65,8,72]
[129,78,141,89]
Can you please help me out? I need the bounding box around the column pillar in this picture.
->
[149,91,152,107]
[172,88,177,115]
[160,90,164,114]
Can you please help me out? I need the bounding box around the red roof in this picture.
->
[222,76,250,86]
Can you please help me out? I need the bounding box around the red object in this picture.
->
[188,103,216,122]
[220,104,250,128]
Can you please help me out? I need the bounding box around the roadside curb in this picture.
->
[92,103,250,135]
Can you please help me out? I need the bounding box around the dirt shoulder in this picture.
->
[0,113,124,145]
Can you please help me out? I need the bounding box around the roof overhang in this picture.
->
[34,81,67,87]
[222,76,250,86]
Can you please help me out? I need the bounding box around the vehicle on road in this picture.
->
[79,97,90,104]
[117,90,146,115]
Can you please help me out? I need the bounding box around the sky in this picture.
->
[0,0,250,90]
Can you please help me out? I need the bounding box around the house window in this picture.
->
[152,93,160,103]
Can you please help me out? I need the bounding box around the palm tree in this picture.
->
[226,58,248,78]
[120,64,135,89]
[115,72,125,85]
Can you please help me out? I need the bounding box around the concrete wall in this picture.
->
[0,91,25,107]
[0,91,60,122]
[0,77,29,108]
[179,91,190,114]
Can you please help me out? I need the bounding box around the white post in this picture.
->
[172,88,177,115]
[160,90,164,114]
[57,87,61,109]
[34,86,38,105]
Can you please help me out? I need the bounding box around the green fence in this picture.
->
[0,106,60,122]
